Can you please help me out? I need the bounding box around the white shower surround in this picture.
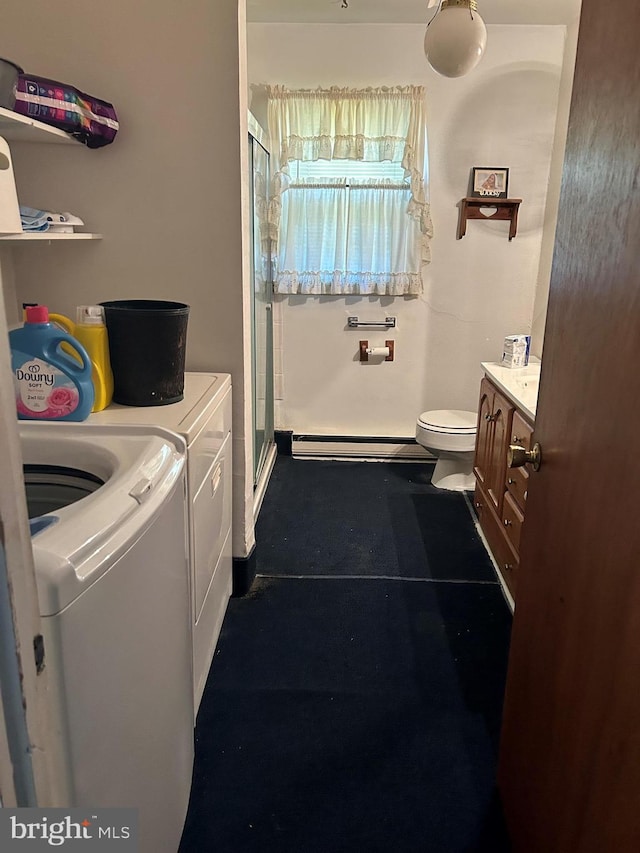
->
[248,23,569,437]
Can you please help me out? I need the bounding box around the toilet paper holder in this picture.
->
[359,340,394,362]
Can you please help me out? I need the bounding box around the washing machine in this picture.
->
[20,422,194,853]
[89,372,233,712]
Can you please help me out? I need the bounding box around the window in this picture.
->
[267,86,433,296]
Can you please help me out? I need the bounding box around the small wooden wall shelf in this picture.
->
[458,197,523,241]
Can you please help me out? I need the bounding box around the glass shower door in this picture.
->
[249,130,274,486]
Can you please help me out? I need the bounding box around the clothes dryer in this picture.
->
[89,372,232,711]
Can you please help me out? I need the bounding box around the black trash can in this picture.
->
[100,299,190,406]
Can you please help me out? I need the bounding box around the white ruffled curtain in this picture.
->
[267,86,433,296]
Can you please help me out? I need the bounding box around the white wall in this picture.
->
[248,23,569,437]
[0,0,256,558]
[530,16,579,353]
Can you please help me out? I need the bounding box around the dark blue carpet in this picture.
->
[254,459,496,581]
[180,458,512,853]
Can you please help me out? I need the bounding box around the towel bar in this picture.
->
[347,316,396,329]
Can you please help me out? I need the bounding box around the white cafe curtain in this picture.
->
[267,85,433,296]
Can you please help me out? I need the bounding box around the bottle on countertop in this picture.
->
[49,305,114,411]
[9,305,95,421]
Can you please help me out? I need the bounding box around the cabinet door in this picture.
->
[487,387,514,516]
[475,481,519,597]
[473,377,494,490]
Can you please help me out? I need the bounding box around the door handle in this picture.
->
[508,442,542,472]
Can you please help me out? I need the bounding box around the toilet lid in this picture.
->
[418,409,477,433]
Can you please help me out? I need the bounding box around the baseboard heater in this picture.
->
[291,434,434,461]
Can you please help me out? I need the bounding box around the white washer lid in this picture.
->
[418,409,477,433]
[20,424,186,616]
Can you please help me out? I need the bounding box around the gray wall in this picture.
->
[0,0,255,556]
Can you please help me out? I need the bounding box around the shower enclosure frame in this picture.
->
[248,112,275,497]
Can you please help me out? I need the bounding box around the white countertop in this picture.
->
[481,360,540,421]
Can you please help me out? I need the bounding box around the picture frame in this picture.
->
[470,167,509,199]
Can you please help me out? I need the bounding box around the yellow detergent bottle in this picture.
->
[49,306,114,412]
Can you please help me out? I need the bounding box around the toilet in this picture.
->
[415,409,478,491]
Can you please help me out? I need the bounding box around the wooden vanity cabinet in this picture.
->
[474,378,515,514]
[473,377,534,598]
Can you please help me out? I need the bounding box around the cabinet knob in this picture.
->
[507,478,516,485]
[504,563,513,573]
[513,435,523,443]
[508,442,542,472]
[504,518,512,527]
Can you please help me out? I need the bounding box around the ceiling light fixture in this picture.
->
[424,0,487,78]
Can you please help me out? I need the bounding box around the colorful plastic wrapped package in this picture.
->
[13,74,119,148]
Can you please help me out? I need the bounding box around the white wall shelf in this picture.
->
[0,233,102,242]
[0,106,78,145]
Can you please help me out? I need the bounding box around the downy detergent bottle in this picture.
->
[9,305,94,420]
[49,305,114,411]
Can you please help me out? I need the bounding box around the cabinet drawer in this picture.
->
[506,467,529,510]
[488,515,519,598]
[505,409,533,510]
[511,410,533,449]
[502,491,525,553]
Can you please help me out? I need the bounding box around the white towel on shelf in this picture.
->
[19,206,84,232]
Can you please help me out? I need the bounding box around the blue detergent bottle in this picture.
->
[9,305,95,421]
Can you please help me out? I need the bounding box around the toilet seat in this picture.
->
[416,409,477,458]
[417,409,477,434]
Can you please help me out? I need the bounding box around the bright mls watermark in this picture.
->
[0,809,137,850]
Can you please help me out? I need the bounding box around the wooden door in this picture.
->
[498,1,640,850]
